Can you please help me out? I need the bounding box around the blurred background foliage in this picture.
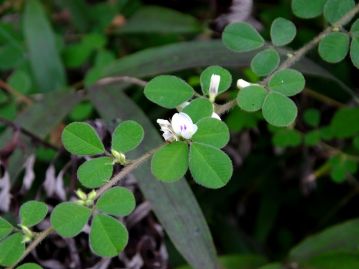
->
[0,0,359,268]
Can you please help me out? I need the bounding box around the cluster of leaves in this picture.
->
[145,66,233,188]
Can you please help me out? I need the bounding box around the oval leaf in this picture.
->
[20,201,48,227]
[182,98,213,123]
[17,263,43,269]
[151,142,189,182]
[237,85,267,112]
[62,122,105,156]
[96,187,136,217]
[268,69,305,96]
[111,120,144,153]
[0,233,25,267]
[51,202,91,238]
[350,38,359,69]
[318,32,350,63]
[270,18,297,46]
[0,217,13,240]
[222,22,265,52]
[262,92,298,127]
[200,65,232,95]
[77,157,113,188]
[291,0,327,19]
[323,0,355,24]
[90,214,128,257]
[144,75,194,108]
[250,48,280,76]
[192,118,230,148]
[189,143,233,189]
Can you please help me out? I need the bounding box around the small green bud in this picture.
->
[76,189,87,200]
[19,225,33,243]
[88,190,97,201]
[111,149,127,165]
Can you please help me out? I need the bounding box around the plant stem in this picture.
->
[6,227,54,269]
[217,2,359,115]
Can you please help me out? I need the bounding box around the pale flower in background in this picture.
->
[209,74,221,102]
[157,112,198,142]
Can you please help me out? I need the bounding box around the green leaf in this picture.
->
[17,263,43,269]
[291,0,327,19]
[0,217,12,240]
[96,187,136,217]
[268,69,305,96]
[200,65,232,95]
[262,92,298,127]
[330,108,359,138]
[111,120,144,153]
[318,32,350,63]
[350,37,359,69]
[61,122,105,156]
[222,22,265,52]
[23,0,66,92]
[329,155,357,183]
[351,19,359,38]
[272,129,302,147]
[303,108,321,127]
[251,48,280,77]
[117,6,202,34]
[69,102,94,121]
[323,0,355,24]
[182,98,213,123]
[270,18,297,46]
[192,118,230,148]
[301,252,359,269]
[151,142,189,182]
[0,233,25,266]
[144,75,194,108]
[237,85,267,112]
[51,202,91,238]
[19,201,48,227]
[189,143,233,189]
[89,88,220,269]
[8,70,32,94]
[89,214,128,257]
[290,218,359,262]
[77,157,113,188]
[304,130,321,146]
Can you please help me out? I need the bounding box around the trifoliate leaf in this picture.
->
[237,85,267,112]
[250,48,280,76]
[270,17,297,46]
[0,233,25,266]
[182,98,213,123]
[200,65,232,95]
[62,122,105,156]
[262,92,298,127]
[192,118,230,148]
[291,0,327,19]
[77,157,113,188]
[90,214,128,257]
[20,201,48,227]
[318,32,350,63]
[96,187,136,217]
[111,120,144,153]
[323,0,355,24]
[151,142,189,182]
[189,143,232,189]
[51,202,91,238]
[144,75,194,108]
[268,69,305,96]
[222,22,265,52]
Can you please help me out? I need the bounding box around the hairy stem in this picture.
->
[9,3,359,268]
[217,2,359,115]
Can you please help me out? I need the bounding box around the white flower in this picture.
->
[211,112,221,120]
[209,74,221,102]
[157,112,198,142]
[237,79,251,89]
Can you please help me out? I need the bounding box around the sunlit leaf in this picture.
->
[77,157,113,188]
[192,118,230,148]
[250,48,280,76]
[111,120,144,153]
[318,32,350,63]
[19,201,48,227]
[237,85,267,112]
